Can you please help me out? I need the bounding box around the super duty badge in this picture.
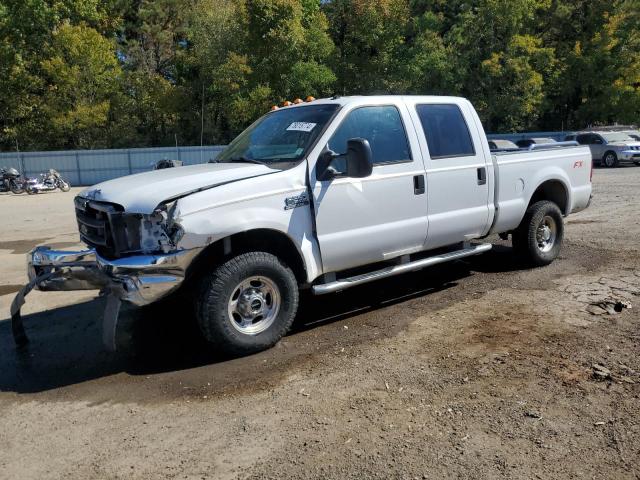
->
[284,192,310,210]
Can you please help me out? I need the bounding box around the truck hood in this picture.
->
[78,163,276,213]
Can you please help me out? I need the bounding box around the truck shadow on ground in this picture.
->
[0,245,523,395]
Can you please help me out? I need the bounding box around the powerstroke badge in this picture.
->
[284,192,310,210]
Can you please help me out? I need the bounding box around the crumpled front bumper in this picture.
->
[28,246,199,306]
[11,246,201,351]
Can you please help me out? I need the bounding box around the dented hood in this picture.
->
[79,163,276,213]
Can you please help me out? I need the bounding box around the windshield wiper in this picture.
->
[224,156,268,166]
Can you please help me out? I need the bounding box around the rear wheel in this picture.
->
[512,200,564,266]
[196,252,299,357]
[603,151,618,168]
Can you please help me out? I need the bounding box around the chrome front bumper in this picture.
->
[11,246,201,351]
[28,246,200,306]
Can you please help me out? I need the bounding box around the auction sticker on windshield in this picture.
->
[287,122,317,132]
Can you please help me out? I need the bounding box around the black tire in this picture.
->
[196,252,299,357]
[59,181,71,192]
[9,181,24,194]
[512,200,564,267]
[602,151,618,168]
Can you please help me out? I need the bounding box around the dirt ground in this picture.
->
[0,167,638,480]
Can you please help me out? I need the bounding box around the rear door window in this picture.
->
[415,104,475,159]
[576,134,591,145]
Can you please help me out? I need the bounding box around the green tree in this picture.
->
[445,0,555,131]
[325,0,410,94]
[40,23,122,149]
[244,0,336,99]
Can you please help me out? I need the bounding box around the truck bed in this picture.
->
[489,144,593,235]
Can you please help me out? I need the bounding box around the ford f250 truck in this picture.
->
[12,96,592,355]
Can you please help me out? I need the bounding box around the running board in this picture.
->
[312,243,492,295]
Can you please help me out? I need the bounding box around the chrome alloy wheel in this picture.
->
[604,153,616,167]
[536,215,557,253]
[227,276,281,335]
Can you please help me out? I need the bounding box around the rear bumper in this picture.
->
[28,246,201,306]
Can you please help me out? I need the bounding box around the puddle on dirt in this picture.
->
[0,239,79,254]
[0,284,22,296]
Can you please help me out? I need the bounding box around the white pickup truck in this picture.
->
[14,96,592,355]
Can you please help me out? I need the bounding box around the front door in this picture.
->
[577,133,604,161]
[407,101,492,250]
[311,103,428,274]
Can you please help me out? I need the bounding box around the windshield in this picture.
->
[216,104,340,166]
[602,132,634,142]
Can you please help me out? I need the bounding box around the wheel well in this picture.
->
[529,180,568,215]
[187,229,307,284]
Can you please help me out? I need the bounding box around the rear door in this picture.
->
[310,102,428,273]
[407,100,492,250]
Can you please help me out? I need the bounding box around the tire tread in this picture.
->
[196,251,298,356]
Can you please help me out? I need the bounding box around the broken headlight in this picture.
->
[110,201,183,255]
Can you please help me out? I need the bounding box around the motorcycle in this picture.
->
[0,167,26,194]
[153,159,183,169]
[26,169,71,194]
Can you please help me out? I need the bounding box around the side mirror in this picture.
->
[317,138,373,181]
[345,138,373,178]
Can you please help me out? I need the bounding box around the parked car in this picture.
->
[564,131,640,167]
[488,139,519,151]
[15,95,592,356]
[515,137,557,148]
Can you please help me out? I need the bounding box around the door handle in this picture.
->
[413,175,425,195]
[477,167,487,185]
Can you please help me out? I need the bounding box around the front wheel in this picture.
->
[9,181,24,194]
[512,200,564,267]
[603,151,618,168]
[196,252,299,357]
[59,181,71,192]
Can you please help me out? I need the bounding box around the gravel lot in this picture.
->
[1,167,639,479]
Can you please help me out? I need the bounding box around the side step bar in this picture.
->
[312,243,492,295]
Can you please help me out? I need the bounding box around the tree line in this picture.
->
[1,0,638,151]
